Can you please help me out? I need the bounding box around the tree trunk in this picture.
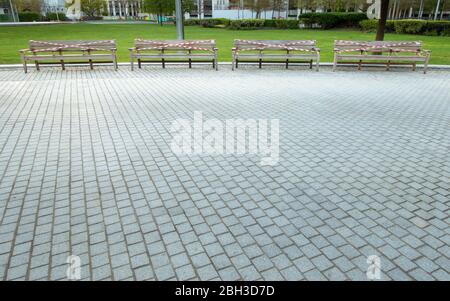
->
[376,0,390,41]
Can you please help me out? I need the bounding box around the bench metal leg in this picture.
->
[21,54,27,73]
[386,60,390,71]
[214,50,218,71]
[162,58,165,68]
[358,60,362,70]
[309,60,313,69]
[259,59,262,69]
[332,54,337,72]
[35,61,40,71]
[138,59,141,69]
[113,53,118,71]
[412,62,416,72]
[58,50,65,70]
[189,58,192,69]
[130,54,134,71]
[316,53,320,72]
[89,59,93,70]
[235,59,238,69]
[286,59,289,69]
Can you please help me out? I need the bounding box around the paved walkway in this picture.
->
[0,66,449,281]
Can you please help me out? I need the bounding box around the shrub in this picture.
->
[423,21,450,36]
[275,19,299,29]
[0,14,12,22]
[394,19,426,34]
[263,19,276,28]
[18,12,42,22]
[200,18,230,28]
[359,19,395,32]
[46,13,68,21]
[359,19,450,36]
[299,12,367,29]
[184,19,200,26]
[80,16,103,21]
[229,19,265,30]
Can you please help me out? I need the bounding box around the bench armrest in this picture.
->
[314,48,321,53]
[19,48,30,54]
[128,47,136,51]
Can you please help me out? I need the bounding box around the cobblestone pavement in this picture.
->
[0,66,449,281]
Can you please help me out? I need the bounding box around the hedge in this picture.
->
[184,19,201,26]
[0,14,12,22]
[275,19,300,29]
[184,18,229,28]
[18,12,42,22]
[360,19,450,36]
[200,18,230,28]
[359,19,395,32]
[228,19,265,30]
[45,13,68,21]
[299,12,367,29]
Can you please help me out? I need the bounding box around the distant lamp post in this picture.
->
[434,0,441,20]
[8,0,17,22]
[175,0,185,40]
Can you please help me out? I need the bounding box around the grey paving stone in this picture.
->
[0,68,448,281]
[175,264,196,281]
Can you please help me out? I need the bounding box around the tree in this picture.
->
[376,0,390,40]
[14,0,43,12]
[144,0,175,24]
[80,0,105,17]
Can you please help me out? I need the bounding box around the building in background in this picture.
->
[103,0,146,19]
[42,0,66,14]
[188,0,297,20]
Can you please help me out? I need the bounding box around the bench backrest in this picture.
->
[234,39,317,51]
[29,40,117,52]
[334,40,422,52]
[134,39,216,52]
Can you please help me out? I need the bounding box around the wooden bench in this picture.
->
[333,40,431,73]
[19,40,118,73]
[232,39,320,71]
[129,39,218,70]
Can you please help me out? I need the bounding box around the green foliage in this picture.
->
[0,14,12,22]
[299,12,367,29]
[18,12,42,22]
[184,19,201,26]
[200,18,230,28]
[80,0,105,17]
[274,20,299,29]
[359,19,450,37]
[228,19,265,30]
[143,0,175,16]
[184,18,229,28]
[45,13,68,21]
[394,20,426,34]
[359,19,395,32]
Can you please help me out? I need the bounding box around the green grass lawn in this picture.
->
[1,23,450,64]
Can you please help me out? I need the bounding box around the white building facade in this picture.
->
[190,0,297,20]
[104,0,145,19]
